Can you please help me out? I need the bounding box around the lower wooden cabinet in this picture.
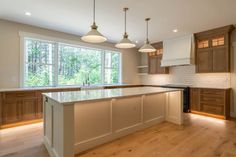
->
[190,88,230,119]
[1,91,39,125]
[2,99,22,124]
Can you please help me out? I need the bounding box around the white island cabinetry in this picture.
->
[43,87,183,157]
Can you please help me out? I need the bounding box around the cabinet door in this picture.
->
[190,88,200,111]
[196,49,213,73]
[156,55,168,74]
[148,56,157,74]
[21,98,38,120]
[36,92,43,118]
[37,99,43,118]
[212,47,229,72]
[156,55,164,74]
[2,99,22,124]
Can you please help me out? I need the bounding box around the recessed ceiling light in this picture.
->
[25,12,31,16]
[173,29,178,33]
[135,40,139,43]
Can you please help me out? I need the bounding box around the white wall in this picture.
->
[0,19,140,88]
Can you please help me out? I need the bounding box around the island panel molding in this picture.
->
[43,87,183,157]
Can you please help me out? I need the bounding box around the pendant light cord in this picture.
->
[93,0,96,23]
[146,19,148,41]
[145,18,150,43]
[124,8,127,33]
[123,8,128,36]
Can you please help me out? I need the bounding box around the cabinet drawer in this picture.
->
[200,89,224,97]
[200,95,224,105]
[4,92,36,99]
[201,104,224,115]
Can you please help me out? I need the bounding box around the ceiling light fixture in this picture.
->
[81,0,107,43]
[173,29,178,33]
[115,8,136,49]
[139,18,156,53]
[25,12,31,16]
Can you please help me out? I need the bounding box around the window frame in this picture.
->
[19,31,122,87]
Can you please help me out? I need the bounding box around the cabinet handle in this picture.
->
[45,97,48,103]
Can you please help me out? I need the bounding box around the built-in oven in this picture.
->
[159,84,190,113]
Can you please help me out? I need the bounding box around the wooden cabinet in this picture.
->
[0,87,82,128]
[212,46,229,72]
[197,49,213,72]
[190,88,200,111]
[21,98,38,120]
[195,25,234,73]
[1,91,38,124]
[3,99,22,124]
[148,42,169,74]
[190,88,230,119]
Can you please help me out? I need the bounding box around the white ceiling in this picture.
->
[0,0,236,46]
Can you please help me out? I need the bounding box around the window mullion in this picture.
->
[54,43,59,86]
[101,50,105,84]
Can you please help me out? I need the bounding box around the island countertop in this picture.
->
[43,87,182,104]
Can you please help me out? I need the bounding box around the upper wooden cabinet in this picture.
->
[195,25,234,73]
[148,42,169,74]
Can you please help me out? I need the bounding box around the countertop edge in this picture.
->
[43,87,183,105]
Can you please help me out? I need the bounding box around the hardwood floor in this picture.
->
[0,114,236,157]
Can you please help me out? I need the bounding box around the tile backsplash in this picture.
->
[140,65,231,88]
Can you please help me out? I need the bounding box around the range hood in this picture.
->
[161,34,195,67]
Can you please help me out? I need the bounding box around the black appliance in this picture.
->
[159,84,190,113]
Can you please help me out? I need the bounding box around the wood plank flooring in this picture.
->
[0,113,236,157]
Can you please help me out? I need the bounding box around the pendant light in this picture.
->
[115,8,136,49]
[139,18,156,53]
[81,0,107,43]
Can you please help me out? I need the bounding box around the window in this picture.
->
[23,38,121,87]
[24,39,55,87]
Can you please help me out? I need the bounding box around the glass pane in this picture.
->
[25,39,54,64]
[104,69,112,84]
[112,53,119,69]
[156,49,163,55]
[104,68,119,84]
[105,52,112,68]
[104,51,120,84]
[212,37,224,47]
[24,64,54,87]
[198,40,209,48]
[58,44,102,86]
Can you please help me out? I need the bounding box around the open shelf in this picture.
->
[137,65,148,68]
[137,73,148,76]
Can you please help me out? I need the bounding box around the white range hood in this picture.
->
[161,34,195,67]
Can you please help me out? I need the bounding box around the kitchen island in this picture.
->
[43,87,183,157]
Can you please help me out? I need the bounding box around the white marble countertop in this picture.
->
[43,87,182,104]
[0,84,138,92]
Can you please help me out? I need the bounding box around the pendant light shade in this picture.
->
[115,8,136,49]
[139,18,156,53]
[81,0,107,43]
